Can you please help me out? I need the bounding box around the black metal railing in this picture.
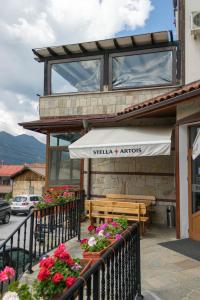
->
[0,190,84,294]
[60,223,143,300]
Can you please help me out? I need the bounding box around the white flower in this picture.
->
[98,230,104,237]
[88,237,97,247]
[3,292,19,300]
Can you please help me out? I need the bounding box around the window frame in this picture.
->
[47,132,82,188]
[47,55,104,95]
[108,46,177,91]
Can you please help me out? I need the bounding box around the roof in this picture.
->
[0,165,23,177]
[117,80,200,117]
[33,31,174,61]
[20,80,200,132]
[11,165,46,179]
[19,114,116,132]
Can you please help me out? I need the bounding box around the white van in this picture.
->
[11,195,42,215]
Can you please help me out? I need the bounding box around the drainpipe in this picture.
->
[82,120,91,200]
[87,159,91,200]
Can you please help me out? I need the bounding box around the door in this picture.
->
[188,126,200,240]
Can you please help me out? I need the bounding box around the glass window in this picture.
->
[190,127,200,214]
[112,51,173,89]
[48,132,81,186]
[51,59,101,93]
[50,133,80,147]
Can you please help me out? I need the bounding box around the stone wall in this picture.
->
[40,87,175,117]
[84,155,175,225]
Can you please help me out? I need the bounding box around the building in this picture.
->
[0,165,23,199]
[21,0,200,240]
[11,164,45,197]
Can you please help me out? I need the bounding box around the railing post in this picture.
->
[134,223,143,300]
[28,211,34,274]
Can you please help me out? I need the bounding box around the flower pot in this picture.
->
[82,240,116,263]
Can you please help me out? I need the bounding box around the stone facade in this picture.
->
[40,87,175,117]
[84,155,175,225]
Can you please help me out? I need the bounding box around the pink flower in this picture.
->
[63,192,72,197]
[0,271,8,282]
[3,266,15,279]
[115,234,122,240]
[111,222,118,227]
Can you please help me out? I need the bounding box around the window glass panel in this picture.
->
[49,149,80,186]
[51,59,101,93]
[50,133,80,147]
[49,132,81,186]
[190,127,200,214]
[112,51,173,89]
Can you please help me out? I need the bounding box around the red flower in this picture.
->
[88,225,95,232]
[37,268,51,281]
[3,266,15,279]
[52,272,64,284]
[54,243,66,258]
[80,238,88,244]
[66,257,74,266]
[39,257,55,269]
[66,277,77,288]
[60,251,70,261]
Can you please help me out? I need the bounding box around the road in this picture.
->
[0,214,26,241]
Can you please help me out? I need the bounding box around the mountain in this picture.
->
[0,131,45,164]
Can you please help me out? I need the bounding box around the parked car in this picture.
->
[11,195,43,215]
[0,200,11,224]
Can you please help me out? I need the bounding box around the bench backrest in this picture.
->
[85,199,147,217]
[106,194,156,204]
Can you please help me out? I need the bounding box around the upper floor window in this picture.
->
[50,57,102,94]
[46,47,177,95]
[110,50,174,89]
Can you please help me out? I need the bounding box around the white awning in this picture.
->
[192,130,200,160]
[69,127,172,159]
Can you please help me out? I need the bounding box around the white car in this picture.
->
[11,195,42,215]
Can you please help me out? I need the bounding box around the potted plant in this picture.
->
[88,218,128,240]
[80,235,112,262]
[33,243,91,300]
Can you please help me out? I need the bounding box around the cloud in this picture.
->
[0,0,153,143]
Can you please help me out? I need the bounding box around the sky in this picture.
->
[0,0,175,143]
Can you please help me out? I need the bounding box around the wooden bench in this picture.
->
[85,199,149,235]
[106,194,156,225]
[106,194,156,205]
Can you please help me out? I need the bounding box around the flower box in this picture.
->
[82,240,116,263]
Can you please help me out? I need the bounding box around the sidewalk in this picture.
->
[141,226,200,300]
